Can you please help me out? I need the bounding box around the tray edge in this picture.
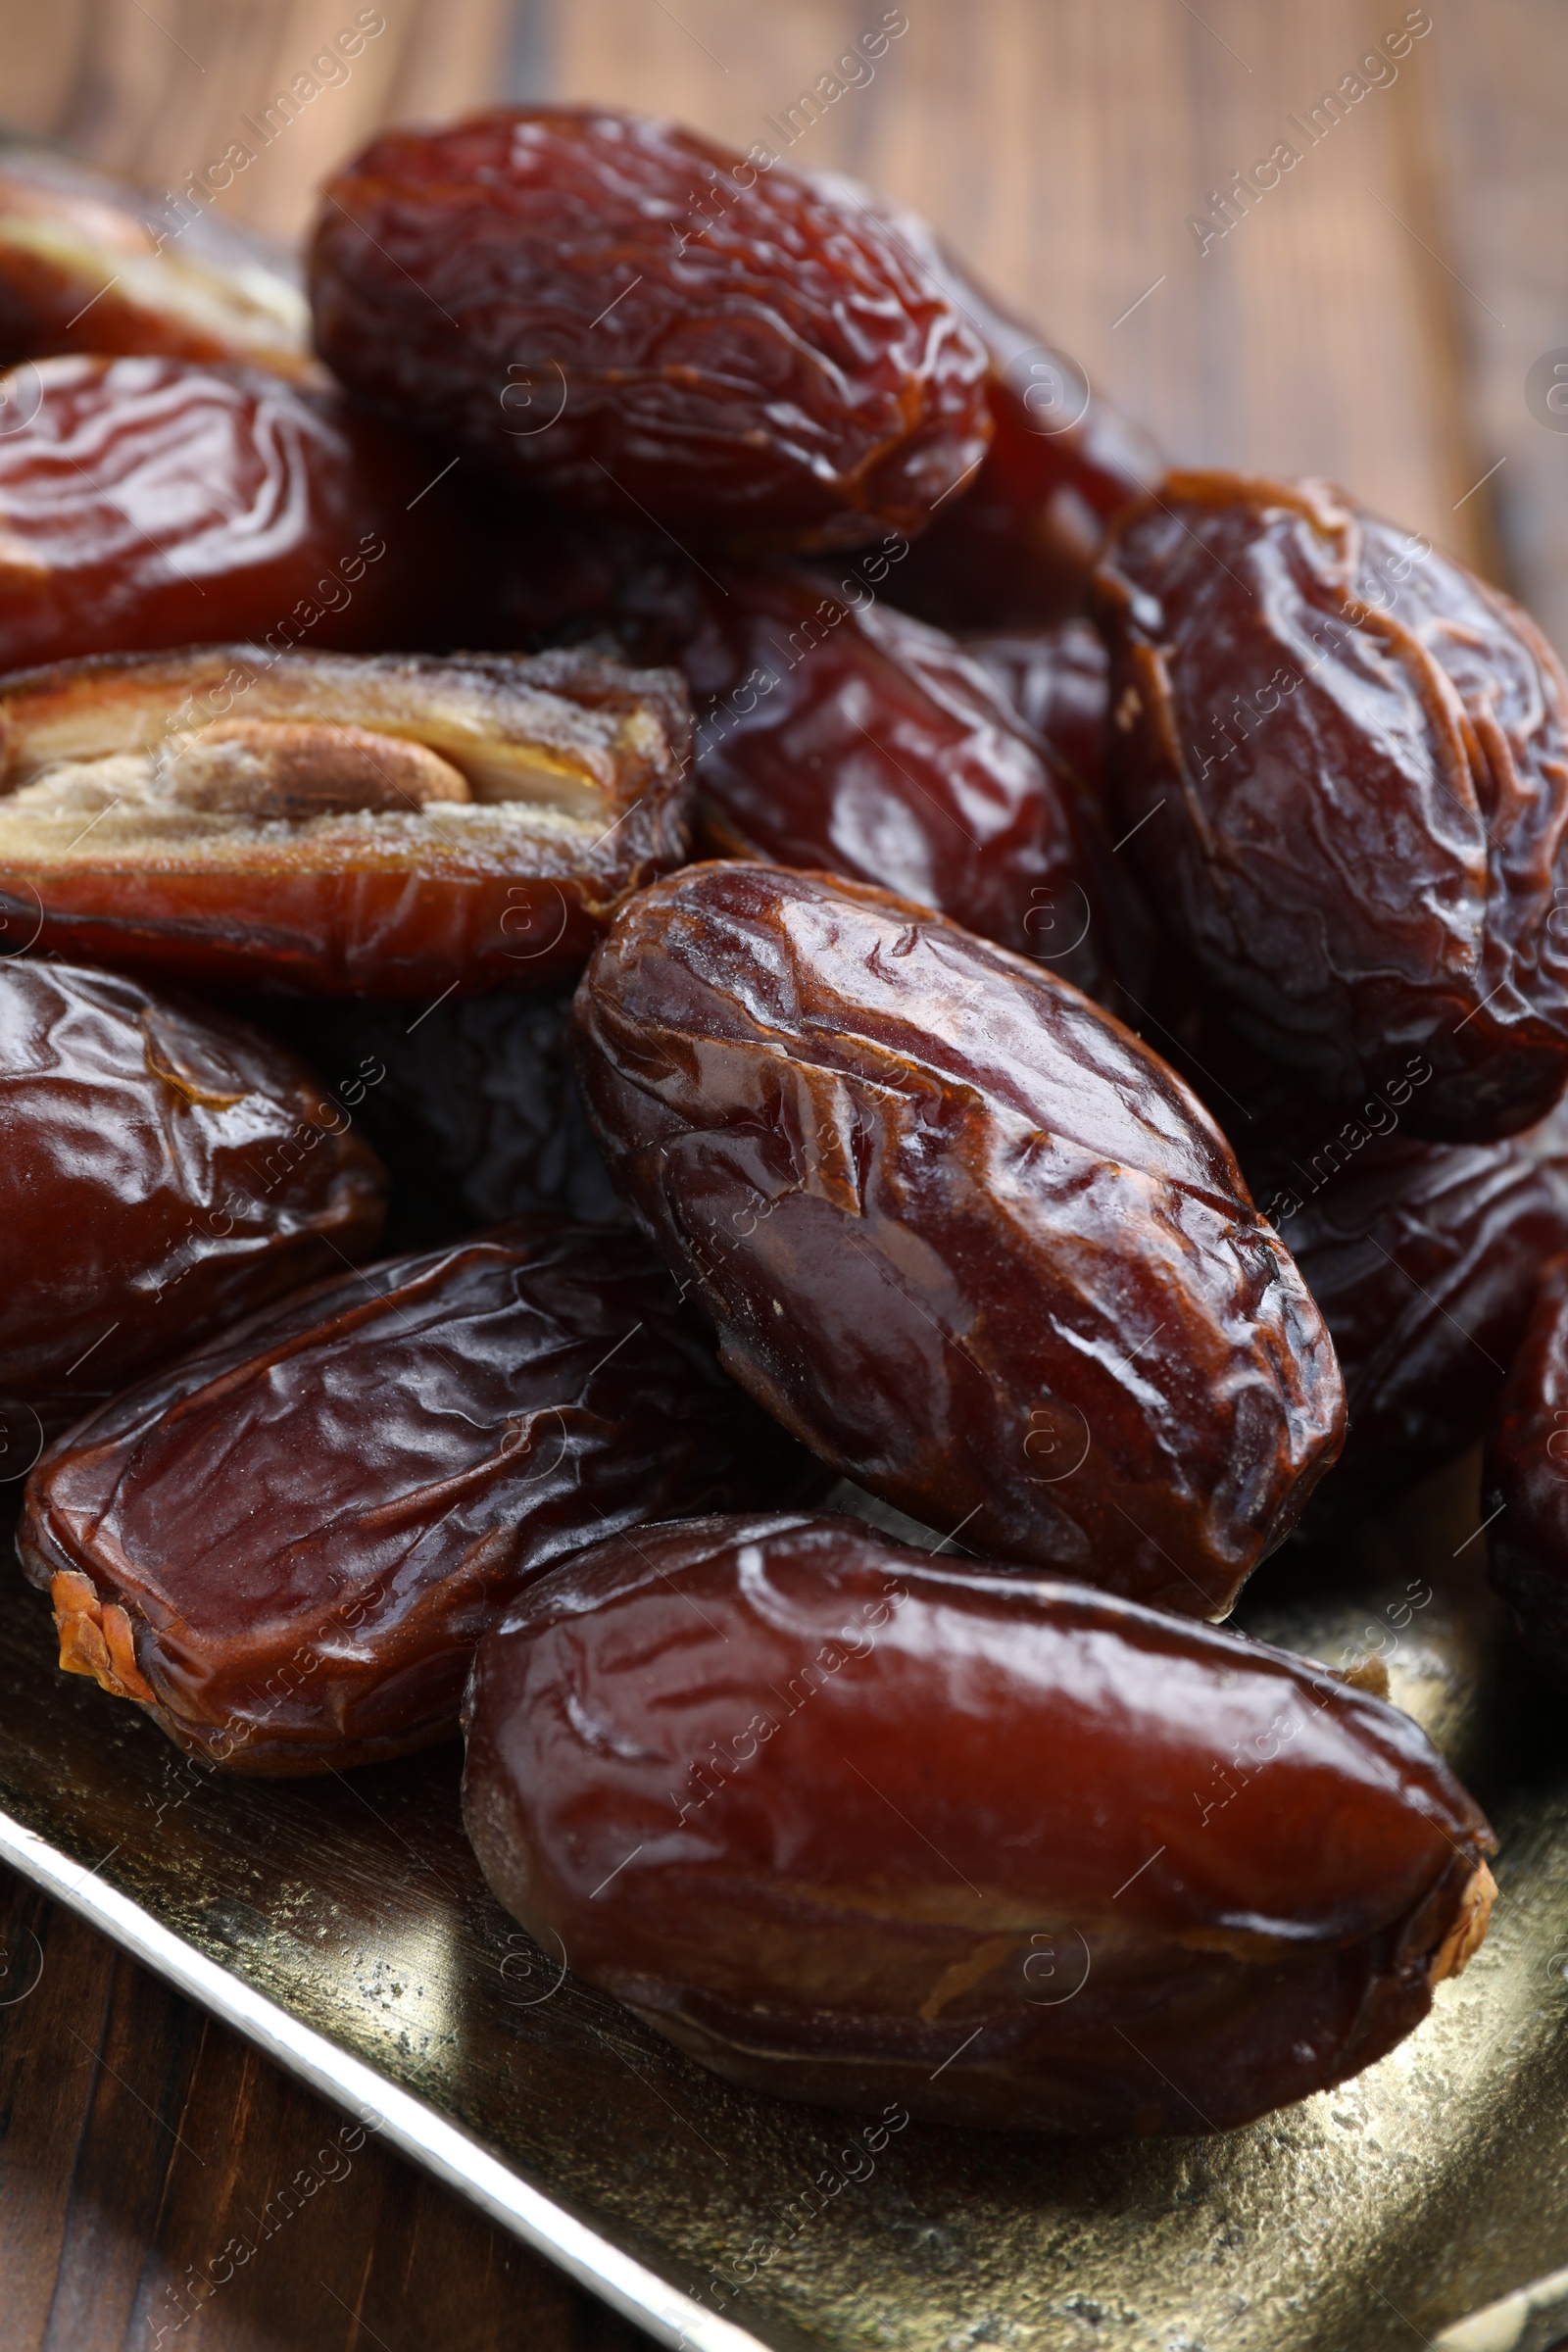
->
[0,1803,762,2352]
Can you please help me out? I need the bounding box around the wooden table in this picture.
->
[0,1,1564,2343]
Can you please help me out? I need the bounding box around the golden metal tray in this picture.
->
[0,1467,1564,2352]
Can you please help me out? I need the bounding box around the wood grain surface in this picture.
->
[0,2,1561,2346]
[0,1864,647,2351]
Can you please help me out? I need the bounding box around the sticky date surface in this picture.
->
[0,958,385,1440]
[963,616,1110,799]
[309,109,992,549]
[570,862,1344,1615]
[669,564,1102,989]
[19,1217,821,1773]
[1096,472,1568,1140]
[463,1512,1495,2133]
[0,355,490,674]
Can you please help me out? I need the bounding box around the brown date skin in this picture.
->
[0,958,386,1442]
[570,861,1345,1617]
[884,237,1162,629]
[0,355,493,673]
[18,1217,824,1775]
[255,990,622,1248]
[0,644,693,998]
[1095,472,1568,1142]
[1485,1259,1568,1682]
[462,1512,1496,2134]
[664,562,1104,993]
[478,529,1109,991]
[0,141,314,377]
[1239,1092,1568,1533]
[308,108,992,551]
[962,616,1110,801]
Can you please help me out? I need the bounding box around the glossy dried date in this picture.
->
[667,562,1102,989]
[570,862,1345,1615]
[0,644,692,996]
[1096,472,1568,1140]
[0,355,491,673]
[0,958,385,1443]
[309,108,992,549]
[1242,1090,1568,1530]
[18,1217,822,1773]
[463,1511,1495,2133]
[0,140,313,376]
[1485,1258,1568,1682]
[962,616,1109,798]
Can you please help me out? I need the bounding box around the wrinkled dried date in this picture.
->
[476,531,1120,998]
[0,355,492,672]
[0,958,385,1442]
[665,563,1103,989]
[0,644,693,996]
[463,1511,1495,2133]
[1096,472,1568,1140]
[0,141,313,376]
[570,861,1344,1615]
[1485,1258,1568,1682]
[1242,1090,1568,1530]
[19,1217,823,1773]
[309,108,992,549]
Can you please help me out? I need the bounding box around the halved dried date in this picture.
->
[0,644,692,995]
[0,957,385,1441]
[663,563,1103,991]
[1485,1258,1568,1681]
[1096,472,1568,1140]
[0,355,492,672]
[0,140,313,376]
[570,862,1345,1615]
[18,1218,823,1773]
[308,108,992,549]
[462,1512,1495,2133]
[1242,1089,1568,1531]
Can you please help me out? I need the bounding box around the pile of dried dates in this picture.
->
[11,100,1564,2143]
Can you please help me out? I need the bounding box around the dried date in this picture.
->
[18,1217,823,1773]
[0,355,492,673]
[462,1511,1496,2133]
[0,140,313,376]
[1242,1090,1568,1530]
[570,861,1345,1615]
[1096,472,1568,1140]
[1485,1258,1568,1682]
[962,616,1110,799]
[0,958,385,1443]
[0,644,692,996]
[308,108,992,549]
[669,562,1103,990]
[885,236,1161,628]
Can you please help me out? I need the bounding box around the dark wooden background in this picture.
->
[1,0,1565,2343]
